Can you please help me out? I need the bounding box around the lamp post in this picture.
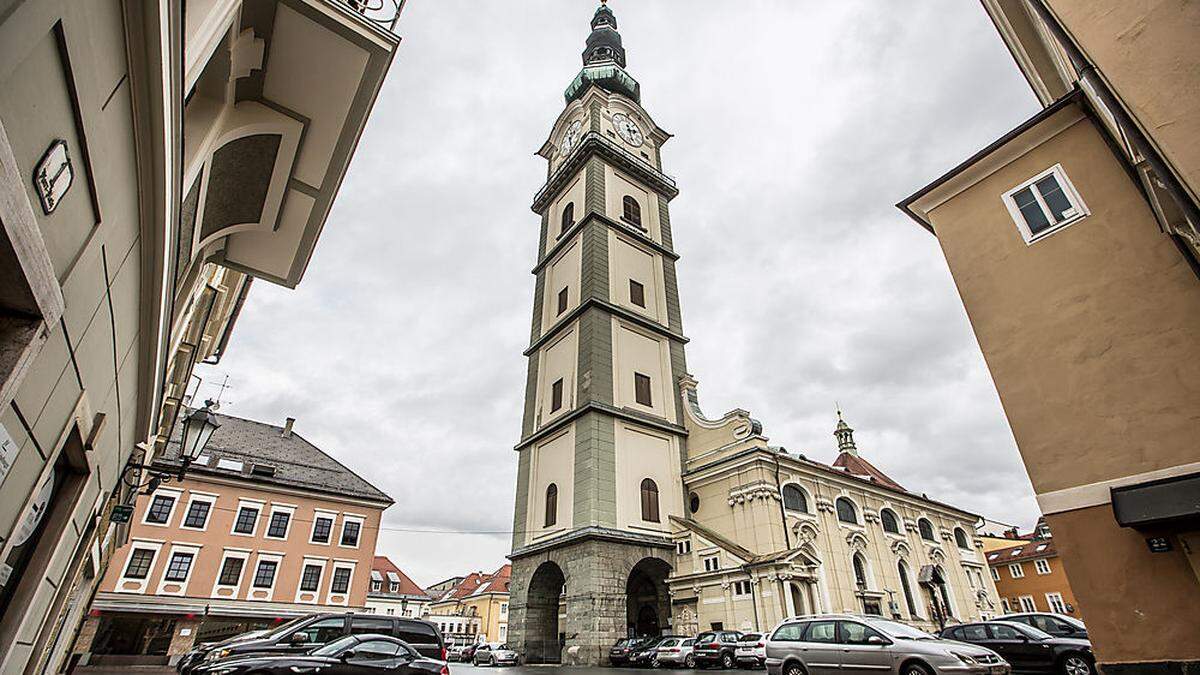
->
[120,400,221,501]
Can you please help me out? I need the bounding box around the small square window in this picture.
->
[1003,164,1087,243]
[312,516,333,544]
[341,520,361,547]
[253,560,278,588]
[1035,559,1051,575]
[145,495,175,524]
[233,506,259,534]
[557,287,569,316]
[331,567,352,594]
[125,549,156,579]
[218,557,244,586]
[551,378,564,412]
[163,552,194,582]
[267,511,291,539]
[182,501,211,529]
[300,564,323,592]
[629,279,645,308]
[634,372,652,406]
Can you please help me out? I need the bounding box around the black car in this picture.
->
[692,630,743,669]
[610,637,658,666]
[179,614,444,674]
[629,636,685,667]
[998,613,1089,640]
[192,634,447,675]
[940,620,1094,674]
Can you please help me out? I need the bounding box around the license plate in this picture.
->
[990,666,1007,675]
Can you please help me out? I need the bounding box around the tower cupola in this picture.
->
[834,409,858,456]
[565,2,640,104]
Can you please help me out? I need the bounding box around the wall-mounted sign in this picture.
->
[1146,537,1173,553]
[110,505,134,524]
[33,139,73,215]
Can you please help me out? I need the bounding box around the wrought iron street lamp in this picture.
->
[119,400,221,502]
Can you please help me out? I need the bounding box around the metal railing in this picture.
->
[340,0,406,31]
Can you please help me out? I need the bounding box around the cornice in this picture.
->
[534,211,679,276]
[524,296,688,357]
[508,525,673,559]
[514,400,687,452]
[531,131,679,214]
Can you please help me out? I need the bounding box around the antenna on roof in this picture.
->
[212,374,233,406]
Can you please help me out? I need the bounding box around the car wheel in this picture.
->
[902,663,932,675]
[721,653,735,669]
[685,655,696,669]
[1062,654,1094,675]
[783,662,805,675]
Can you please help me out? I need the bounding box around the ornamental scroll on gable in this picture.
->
[679,375,766,461]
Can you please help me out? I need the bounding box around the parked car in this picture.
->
[630,636,685,667]
[180,614,445,674]
[654,637,696,668]
[611,637,659,666]
[693,630,743,669]
[473,642,520,666]
[446,645,467,662]
[461,644,479,661]
[191,634,448,675]
[735,633,766,669]
[765,614,1009,675]
[177,630,271,674]
[996,613,1088,640]
[940,621,1094,674]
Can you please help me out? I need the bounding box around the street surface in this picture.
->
[75,665,704,674]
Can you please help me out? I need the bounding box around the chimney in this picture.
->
[281,417,295,438]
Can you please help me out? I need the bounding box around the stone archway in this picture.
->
[626,557,672,638]
[525,561,566,664]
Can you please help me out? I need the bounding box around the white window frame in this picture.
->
[991,567,1001,582]
[1018,595,1038,612]
[155,543,202,596]
[310,509,338,545]
[117,540,164,594]
[1001,163,1089,244]
[178,492,218,532]
[326,561,357,606]
[211,548,251,598]
[703,555,720,572]
[230,498,265,537]
[295,557,328,604]
[1001,598,1012,613]
[733,580,752,596]
[1008,563,1025,578]
[1035,559,1052,575]
[264,503,297,541]
[249,552,285,600]
[1046,592,1066,614]
[338,514,366,549]
[141,488,182,527]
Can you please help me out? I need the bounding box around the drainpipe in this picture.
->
[774,450,791,550]
[744,566,761,632]
[1026,0,1200,242]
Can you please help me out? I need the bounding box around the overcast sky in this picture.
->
[198,1,1044,588]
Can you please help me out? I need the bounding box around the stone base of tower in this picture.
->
[508,528,673,667]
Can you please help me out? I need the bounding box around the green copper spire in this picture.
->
[565,2,640,104]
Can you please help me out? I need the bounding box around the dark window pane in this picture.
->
[640,478,660,522]
[312,517,332,543]
[1013,186,1052,234]
[629,279,645,308]
[962,625,988,641]
[300,564,322,592]
[545,483,558,527]
[331,567,352,593]
[634,372,652,406]
[218,557,244,586]
[267,512,290,538]
[839,621,884,645]
[1035,174,1074,222]
[955,528,970,549]
[561,202,575,234]
[164,552,194,582]
[557,287,569,316]
[881,510,899,534]
[183,501,210,528]
[341,521,361,547]
[146,495,175,524]
[234,507,258,534]
[919,519,935,541]
[622,196,642,228]
[253,560,278,588]
[803,620,837,643]
[551,378,564,412]
[782,485,807,512]
[351,618,395,635]
[836,498,857,524]
[125,549,156,579]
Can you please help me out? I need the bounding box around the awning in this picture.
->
[1111,472,1200,528]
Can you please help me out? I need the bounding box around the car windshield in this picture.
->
[261,618,309,640]
[615,639,629,647]
[739,634,761,642]
[999,622,1054,640]
[695,632,715,643]
[864,619,937,640]
[683,639,694,646]
[312,636,359,656]
[659,639,678,647]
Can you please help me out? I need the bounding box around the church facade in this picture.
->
[507,4,1000,666]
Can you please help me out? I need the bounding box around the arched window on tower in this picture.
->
[836,497,858,524]
[622,196,642,229]
[544,484,558,527]
[782,485,808,513]
[852,553,869,590]
[954,527,971,550]
[561,202,575,235]
[919,518,936,542]
[898,560,918,617]
[881,508,900,535]
[640,478,660,523]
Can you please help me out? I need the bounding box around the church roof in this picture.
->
[831,451,905,491]
[565,3,640,103]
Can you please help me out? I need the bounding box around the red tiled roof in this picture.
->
[372,556,430,598]
[438,564,511,601]
[831,452,905,491]
[986,539,1057,565]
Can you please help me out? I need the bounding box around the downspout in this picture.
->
[774,450,791,550]
[1026,0,1200,247]
[743,565,761,632]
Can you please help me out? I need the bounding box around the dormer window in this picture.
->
[622,196,642,229]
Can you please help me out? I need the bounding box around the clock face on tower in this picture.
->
[560,119,583,156]
[611,112,644,147]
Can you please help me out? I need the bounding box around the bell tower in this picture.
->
[507,3,688,666]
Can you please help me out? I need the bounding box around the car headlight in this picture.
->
[952,652,978,665]
[207,649,232,662]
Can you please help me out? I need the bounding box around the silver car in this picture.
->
[764,615,1009,675]
[473,642,520,666]
[655,637,696,668]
